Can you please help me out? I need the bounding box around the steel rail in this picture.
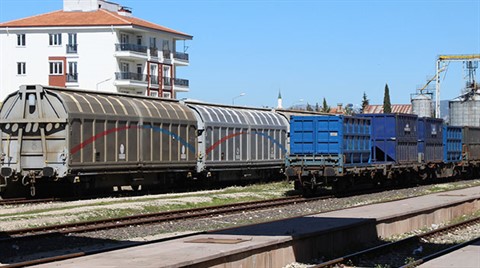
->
[1,195,318,242]
[313,216,480,268]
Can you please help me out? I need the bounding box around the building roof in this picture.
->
[0,9,192,39]
[363,104,412,114]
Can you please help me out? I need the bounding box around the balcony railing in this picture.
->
[163,77,171,86]
[66,73,78,82]
[66,44,78,54]
[115,72,147,82]
[174,78,189,87]
[115,43,148,54]
[174,52,189,61]
[163,50,171,59]
[149,47,158,57]
[149,75,158,85]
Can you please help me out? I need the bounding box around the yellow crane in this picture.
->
[435,54,480,118]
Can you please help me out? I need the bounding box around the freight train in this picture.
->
[0,85,295,197]
[1,85,479,198]
[285,114,480,195]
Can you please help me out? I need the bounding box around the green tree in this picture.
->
[383,84,392,113]
[361,92,369,113]
[321,97,330,113]
[315,102,320,112]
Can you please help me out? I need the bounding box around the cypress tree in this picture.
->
[321,97,330,113]
[361,92,369,113]
[383,84,392,113]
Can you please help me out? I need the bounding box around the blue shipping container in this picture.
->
[290,115,371,165]
[443,126,462,163]
[418,117,444,163]
[360,113,418,164]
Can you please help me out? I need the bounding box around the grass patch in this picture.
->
[0,181,293,228]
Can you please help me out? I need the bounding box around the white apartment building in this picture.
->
[0,0,192,101]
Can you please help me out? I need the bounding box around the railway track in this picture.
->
[314,216,480,268]
[0,197,57,206]
[1,195,322,243]
[1,194,332,267]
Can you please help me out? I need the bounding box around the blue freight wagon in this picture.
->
[417,117,444,163]
[443,126,462,163]
[288,115,371,177]
[360,113,418,164]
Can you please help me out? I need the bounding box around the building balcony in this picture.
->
[66,44,77,54]
[66,73,78,83]
[163,50,171,60]
[116,43,148,53]
[173,78,189,92]
[114,43,148,60]
[114,72,147,89]
[115,72,147,82]
[174,52,189,61]
[174,78,189,87]
[149,47,158,58]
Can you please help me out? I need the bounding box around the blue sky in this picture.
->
[1,0,479,108]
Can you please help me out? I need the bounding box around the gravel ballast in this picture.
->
[1,179,480,265]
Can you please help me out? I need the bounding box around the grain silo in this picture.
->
[449,90,480,127]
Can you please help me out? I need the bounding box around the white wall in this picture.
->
[63,0,120,12]
[0,30,51,101]
[72,30,118,92]
[63,0,99,12]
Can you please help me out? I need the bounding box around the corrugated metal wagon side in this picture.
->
[186,102,288,181]
[0,85,198,197]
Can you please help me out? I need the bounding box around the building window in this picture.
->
[162,92,171,98]
[67,62,78,82]
[120,33,129,44]
[17,34,26,46]
[150,91,158,97]
[149,37,156,48]
[67,33,77,53]
[49,61,63,75]
[49,33,62,46]
[17,62,26,75]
